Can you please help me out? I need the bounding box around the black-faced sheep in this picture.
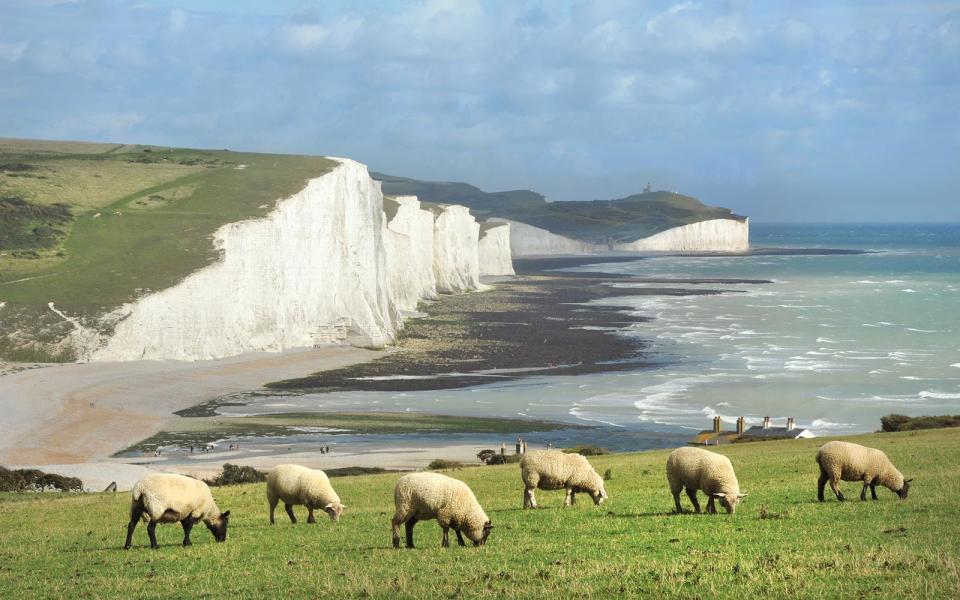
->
[124,473,229,549]
[391,472,492,549]
[816,440,912,502]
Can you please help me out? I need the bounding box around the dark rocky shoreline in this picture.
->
[267,256,773,393]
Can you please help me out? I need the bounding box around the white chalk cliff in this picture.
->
[501,217,749,256]
[478,223,515,276]
[614,218,749,252]
[492,218,604,257]
[430,204,482,294]
[77,159,511,362]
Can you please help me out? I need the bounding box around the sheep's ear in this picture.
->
[221,510,230,518]
[324,503,334,509]
[904,478,914,484]
[712,492,726,498]
[737,493,748,498]
[484,521,493,530]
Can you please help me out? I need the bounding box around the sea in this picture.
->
[217,223,960,450]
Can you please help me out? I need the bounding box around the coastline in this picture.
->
[0,346,382,466]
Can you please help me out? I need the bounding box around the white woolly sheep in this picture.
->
[666,447,746,514]
[124,473,230,550]
[520,450,608,509]
[266,464,345,524]
[391,472,492,549]
[816,441,912,502]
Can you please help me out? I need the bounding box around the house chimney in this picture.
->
[736,416,745,434]
[712,416,722,433]
[787,417,795,431]
[763,416,771,429]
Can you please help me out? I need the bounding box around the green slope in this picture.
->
[0,138,335,361]
[375,172,745,245]
[0,428,956,598]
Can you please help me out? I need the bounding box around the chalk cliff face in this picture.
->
[492,218,603,257]
[79,159,511,362]
[478,223,515,276]
[430,204,482,293]
[384,195,437,313]
[501,216,749,256]
[613,218,749,252]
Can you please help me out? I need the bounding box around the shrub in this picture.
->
[477,449,498,463]
[484,453,521,465]
[326,467,390,478]
[204,463,266,486]
[0,466,82,492]
[427,459,464,471]
[564,445,610,456]
[881,414,960,432]
[603,468,612,481]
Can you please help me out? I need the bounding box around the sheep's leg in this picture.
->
[455,529,466,547]
[817,471,829,502]
[829,479,845,502]
[307,508,316,524]
[706,496,716,514]
[284,503,298,524]
[404,518,418,549]
[860,481,870,502]
[181,517,194,546]
[564,488,574,507]
[526,488,538,509]
[685,488,701,514]
[268,497,278,525]
[441,526,450,548]
[671,488,684,513]
[124,504,144,549]
[146,520,159,549]
[570,491,577,505]
[870,481,879,500]
[391,516,404,549]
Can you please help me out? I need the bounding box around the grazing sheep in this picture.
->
[666,447,746,514]
[266,464,345,524]
[391,472,492,549]
[816,441,913,502]
[124,473,230,550]
[520,450,608,509]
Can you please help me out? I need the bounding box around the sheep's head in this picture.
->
[205,510,230,542]
[323,502,345,522]
[713,492,747,514]
[584,473,608,506]
[466,520,493,547]
[898,478,913,500]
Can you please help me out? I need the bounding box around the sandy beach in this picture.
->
[0,346,381,483]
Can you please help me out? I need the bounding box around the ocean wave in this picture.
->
[901,289,918,293]
[905,328,938,333]
[810,418,856,430]
[918,391,960,399]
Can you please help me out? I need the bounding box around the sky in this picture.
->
[1,1,958,222]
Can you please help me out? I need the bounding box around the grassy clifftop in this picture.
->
[0,428,956,598]
[0,138,335,361]
[375,172,745,245]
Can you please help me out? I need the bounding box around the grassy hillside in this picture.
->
[0,428,956,598]
[375,172,745,245]
[0,138,335,361]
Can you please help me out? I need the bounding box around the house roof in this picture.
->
[741,426,812,439]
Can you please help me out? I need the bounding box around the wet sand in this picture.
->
[0,346,381,466]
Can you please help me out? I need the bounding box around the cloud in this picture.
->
[0,1,957,222]
[0,41,27,63]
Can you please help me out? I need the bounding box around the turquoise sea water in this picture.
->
[223,223,960,442]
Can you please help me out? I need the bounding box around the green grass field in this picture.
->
[1,428,957,599]
[0,138,335,361]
